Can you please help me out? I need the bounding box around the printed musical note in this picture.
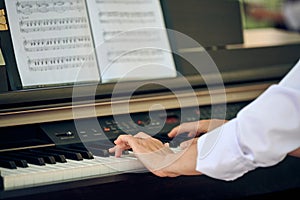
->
[23,35,92,52]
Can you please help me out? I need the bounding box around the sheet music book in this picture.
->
[5,0,176,88]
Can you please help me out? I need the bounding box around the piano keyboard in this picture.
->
[0,144,182,191]
[0,102,248,191]
[0,154,145,190]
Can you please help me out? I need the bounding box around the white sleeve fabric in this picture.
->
[196,59,300,181]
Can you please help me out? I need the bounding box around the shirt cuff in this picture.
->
[196,119,256,181]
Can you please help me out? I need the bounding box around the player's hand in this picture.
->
[168,119,227,139]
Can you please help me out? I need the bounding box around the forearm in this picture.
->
[289,148,300,158]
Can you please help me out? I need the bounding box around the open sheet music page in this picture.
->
[86,0,177,83]
[5,0,100,87]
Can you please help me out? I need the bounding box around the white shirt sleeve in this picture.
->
[196,59,300,181]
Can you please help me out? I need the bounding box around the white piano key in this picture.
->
[25,164,51,186]
[0,167,17,190]
[0,147,180,190]
[93,156,120,174]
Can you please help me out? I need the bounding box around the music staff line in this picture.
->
[28,61,96,72]
[99,19,156,25]
[108,56,165,64]
[28,55,96,71]
[99,11,155,19]
[103,30,162,42]
[23,36,92,52]
[16,0,84,15]
[98,11,156,25]
[19,17,88,33]
[107,49,165,63]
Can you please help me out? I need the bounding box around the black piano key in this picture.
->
[5,153,45,166]
[29,150,67,163]
[41,155,56,164]
[153,134,172,143]
[85,146,110,157]
[0,155,28,168]
[63,146,94,159]
[90,141,115,149]
[109,150,129,156]
[169,140,180,148]
[22,151,56,164]
[170,133,191,148]
[84,142,128,157]
[14,159,29,168]
[0,159,17,169]
[43,148,83,161]
[155,132,191,148]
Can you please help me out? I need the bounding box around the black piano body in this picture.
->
[1,100,300,200]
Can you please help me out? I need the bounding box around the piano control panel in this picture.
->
[40,106,201,146]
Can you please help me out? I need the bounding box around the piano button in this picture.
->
[104,127,111,132]
[30,149,67,163]
[43,148,83,161]
[0,159,17,169]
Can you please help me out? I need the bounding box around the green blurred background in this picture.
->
[239,0,284,29]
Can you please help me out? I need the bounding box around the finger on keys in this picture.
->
[168,123,197,138]
[109,135,134,157]
[108,145,126,158]
[114,134,134,146]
